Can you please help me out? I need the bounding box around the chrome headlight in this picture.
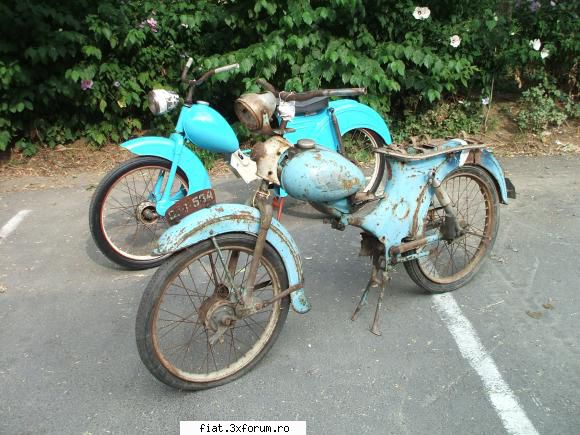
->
[148,89,180,115]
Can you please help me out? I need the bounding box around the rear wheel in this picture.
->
[404,166,500,293]
[135,233,290,390]
[89,156,188,270]
[341,128,386,193]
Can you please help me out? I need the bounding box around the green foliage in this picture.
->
[516,83,578,134]
[0,0,578,157]
[393,100,484,142]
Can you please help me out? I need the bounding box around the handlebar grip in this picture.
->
[181,57,195,82]
[215,63,240,74]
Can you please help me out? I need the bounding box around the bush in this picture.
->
[0,0,578,155]
[516,83,578,133]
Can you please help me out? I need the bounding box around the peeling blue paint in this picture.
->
[156,204,311,314]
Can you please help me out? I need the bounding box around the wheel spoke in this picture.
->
[145,238,288,386]
[416,168,496,284]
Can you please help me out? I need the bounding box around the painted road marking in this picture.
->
[433,293,539,435]
[0,210,31,242]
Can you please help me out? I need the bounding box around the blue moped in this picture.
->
[89,59,391,270]
[134,103,516,389]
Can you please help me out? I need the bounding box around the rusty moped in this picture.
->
[134,87,516,390]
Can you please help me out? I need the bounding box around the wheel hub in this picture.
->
[198,292,236,332]
[136,201,159,224]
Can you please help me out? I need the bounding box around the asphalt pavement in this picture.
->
[0,156,578,434]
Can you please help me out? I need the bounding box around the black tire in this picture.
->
[341,128,386,193]
[89,156,188,270]
[136,233,290,390]
[404,165,500,293]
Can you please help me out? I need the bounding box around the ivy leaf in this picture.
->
[427,89,440,102]
[82,46,102,61]
[99,99,107,113]
[389,60,406,77]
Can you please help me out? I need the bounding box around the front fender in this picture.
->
[121,133,211,193]
[156,204,310,314]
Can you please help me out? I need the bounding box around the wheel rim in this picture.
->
[151,243,282,383]
[342,128,382,192]
[100,165,187,261]
[417,170,495,284]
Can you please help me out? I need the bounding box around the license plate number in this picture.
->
[166,189,216,225]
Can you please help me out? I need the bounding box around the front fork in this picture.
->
[207,180,302,343]
[152,135,187,216]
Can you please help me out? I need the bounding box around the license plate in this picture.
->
[166,189,216,225]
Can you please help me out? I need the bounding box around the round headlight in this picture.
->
[234,92,277,132]
[148,89,180,115]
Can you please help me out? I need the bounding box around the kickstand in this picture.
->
[351,255,391,336]
[370,268,391,336]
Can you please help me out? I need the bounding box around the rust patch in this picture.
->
[411,183,430,237]
[340,178,358,191]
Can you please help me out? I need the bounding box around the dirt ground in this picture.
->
[1,108,578,182]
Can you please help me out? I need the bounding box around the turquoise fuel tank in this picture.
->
[280,147,366,203]
[179,103,239,153]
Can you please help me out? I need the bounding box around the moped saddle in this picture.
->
[294,96,329,115]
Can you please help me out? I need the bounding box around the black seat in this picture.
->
[294,96,329,115]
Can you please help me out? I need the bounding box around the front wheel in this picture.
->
[341,128,386,193]
[89,156,189,270]
[135,233,290,390]
[404,165,500,293]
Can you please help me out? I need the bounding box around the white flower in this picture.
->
[450,35,461,48]
[494,14,498,21]
[180,22,189,28]
[481,97,490,106]
[540,48,550,59]
[510,31,515,36]
[413,6,431,20]
[529,38,541,51]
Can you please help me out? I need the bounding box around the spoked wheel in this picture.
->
[404,165,500,293]
[135,233,290,390]
[341,128,386,193]
[89,156,188,270]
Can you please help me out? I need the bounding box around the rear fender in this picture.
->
[461,148,509,204]
[156,204,310,314]
[121,133,211,193]
[331,99,393,145]
[284,100,392,149]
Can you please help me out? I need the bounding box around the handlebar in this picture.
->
[181,57,239,104]
[279,88,367,102]
[256,78,366,101]
[256,78,279,94]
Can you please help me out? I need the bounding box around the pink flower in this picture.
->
[146,17,158,33]
[81,79,93,91]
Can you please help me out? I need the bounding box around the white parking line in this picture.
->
[433,293,539,435]
[0,210,31,242]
